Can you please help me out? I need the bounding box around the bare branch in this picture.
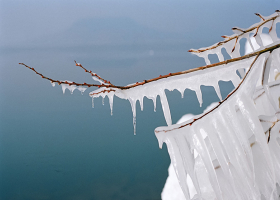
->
[74,60,114,86]
[189,14,278,53]
[19,63,102,88]
[19,43,280,91]
[90,89,116,96]
[255,13,265,21]
[231,37,239,52]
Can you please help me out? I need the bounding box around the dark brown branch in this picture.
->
[155,53,261,133]
[232,27,245,33]
[74,60,114,86]
[90,89,116,96]
[255,13,265,21]
[19,43,280,91]
[231,37,239,52]
[18,63,106,88]
[189,14,278,53]
[269,19,275,33]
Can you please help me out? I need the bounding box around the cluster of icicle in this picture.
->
[52,12,280,199]
[155,12,280,200]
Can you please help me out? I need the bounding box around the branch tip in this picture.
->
[255,13,265,21]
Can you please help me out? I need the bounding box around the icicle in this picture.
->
[203,54,211,65]
[166,136,192,199]
[192,126,223,200]
[246,35,254,53]
[102,97,104,105]
[179,89,184,98]
[254,34,263,47]
[262,52,279,111]
[159,90,172,126]
[216,50,224,62]
[237,96,275,183]
[139,98,144,111]
[151,96,157,112]
[77,87,86,95]
[223,105,255,179]
[129,98,137,135]
[229,105,255,176]
[92,97,94,108]
[61,84,66,94]
[213,114,258,199]
[194,87,203,107]
[108,94,114,116]
[205,124,241,199]
[213,84,222,101]
[50,81,55,87]
[176,134,202,199]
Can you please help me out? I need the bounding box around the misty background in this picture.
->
[0,0,279,199]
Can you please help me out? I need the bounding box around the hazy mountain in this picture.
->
[40,17,186,47]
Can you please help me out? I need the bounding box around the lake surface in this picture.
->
[0,42,236,200]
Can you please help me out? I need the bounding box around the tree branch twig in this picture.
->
[19,43,280,91]
[188,13,278,53]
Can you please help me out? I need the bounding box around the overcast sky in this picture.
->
[0,0,278,47]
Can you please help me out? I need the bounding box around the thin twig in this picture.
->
[74,60,114,86]
[90,89,116,96]
[19,43,280,91]
[255,13,265,21]
[18,63,103,88]
[232,37,239,52]
[269,19,274,33]
[189,14,278,53]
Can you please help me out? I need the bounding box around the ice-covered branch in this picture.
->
[74,60,114,86]
[188,11,279,54]
[155,53,261,133]
[18,62,101,88]
[19,43,280,91]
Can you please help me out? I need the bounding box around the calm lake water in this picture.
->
[0,43,236,200]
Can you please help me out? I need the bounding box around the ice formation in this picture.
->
[22,11,280,200]
[88,12,280,199]
[155,13,280,200]
[162,103,219,200]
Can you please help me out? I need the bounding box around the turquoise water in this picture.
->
[0,44,235,199]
